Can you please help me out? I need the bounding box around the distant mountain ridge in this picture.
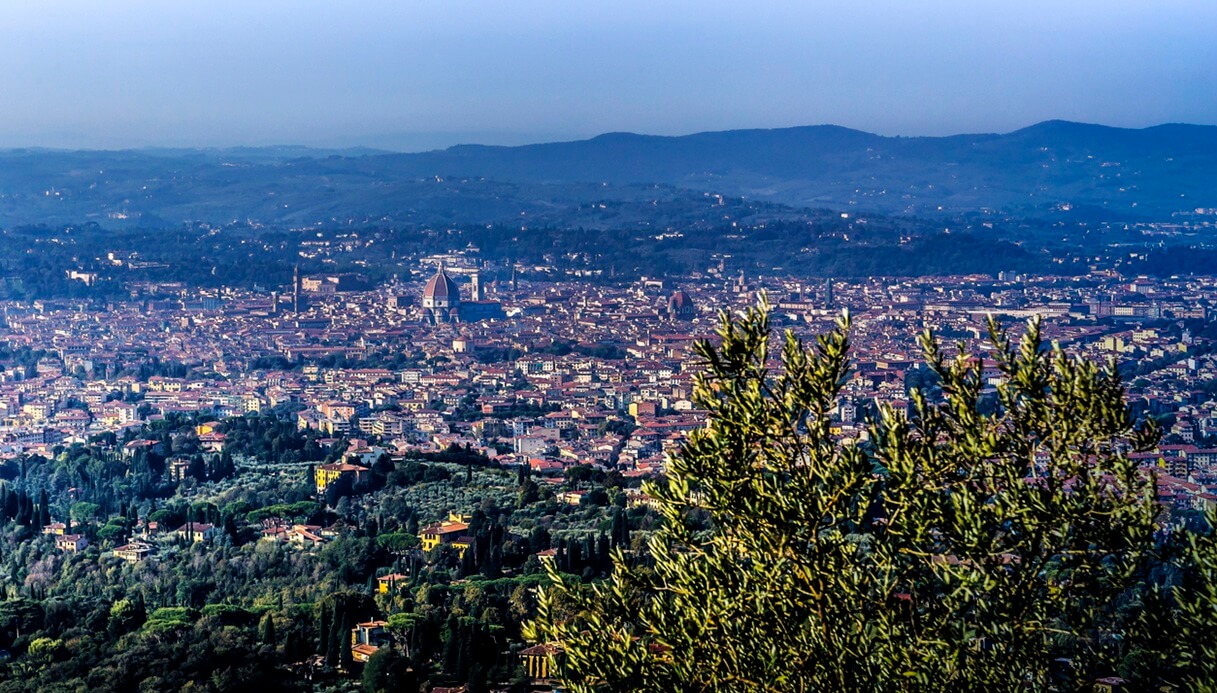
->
[379,120,1217,216]
[0,120,1214,225]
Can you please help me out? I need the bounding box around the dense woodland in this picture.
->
[0,410,653,692]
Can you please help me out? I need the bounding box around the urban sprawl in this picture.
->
[2,253,1215,680]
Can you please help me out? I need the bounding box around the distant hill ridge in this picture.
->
[0,120,1214,224]
[388,120,1217,206]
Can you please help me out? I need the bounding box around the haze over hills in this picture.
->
[1,120,1215,227]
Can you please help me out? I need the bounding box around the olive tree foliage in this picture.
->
[527,297,1217,691]
[1176,514,1217,684]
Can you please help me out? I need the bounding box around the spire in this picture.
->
[292,264,301,314]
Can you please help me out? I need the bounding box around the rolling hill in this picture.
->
[0,120,1214,226]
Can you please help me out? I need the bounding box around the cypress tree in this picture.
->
[483,544,503,579]
[260,613,277,647]
[16,492,30,526]
[456,621,473,680]
[318,602,331,662]
[337,602,354,672]
[557,537,569,573]
[37,487,50,529]
[460,543,477,578]
[283,629,298,660]
[596,531,610,573]
[568,539,582,574]
[443,614,461,674]
[325,600,342,668]
[614,506,632,549]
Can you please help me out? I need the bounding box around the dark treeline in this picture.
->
[0,212,1066,302]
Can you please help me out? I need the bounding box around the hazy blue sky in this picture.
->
[1,1,1214,150]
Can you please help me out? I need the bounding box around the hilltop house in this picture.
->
[350,620,390,663]
[419,513,473,557]
[175,522,218,543]
[314,462,368,495]
[113,542,154,563]
[55,534,88,553]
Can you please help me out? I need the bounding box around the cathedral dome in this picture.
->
[667,290,695,317]
[423,266,461,308]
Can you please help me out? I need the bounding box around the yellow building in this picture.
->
[41,522,68,536]
[314,463,368,495]
[376,573,409,594]
[419,513,472,555]
[629,401,657,418]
